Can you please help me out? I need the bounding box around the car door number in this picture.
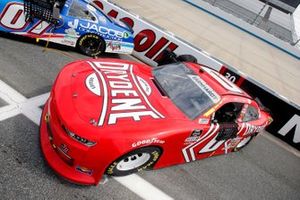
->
[0,3,49,34]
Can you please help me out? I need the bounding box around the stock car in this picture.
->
[40,58,272,185]
[0,0,134,56]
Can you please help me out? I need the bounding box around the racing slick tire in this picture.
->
[177,54,197,63]
[77,34,105,57]
[233,135,255,152]
[106,147,162,176]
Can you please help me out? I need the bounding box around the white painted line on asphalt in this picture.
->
[0,81,48,124]
[0,80,26,104]
[21,104,43,125]
[114,174,174,200]
[0,80,174,200]
[20,93,50,124]
[0,105,20,121]
[26,92,50,107]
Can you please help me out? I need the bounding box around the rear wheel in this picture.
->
[77,34,105,57]
[106,147,161,176]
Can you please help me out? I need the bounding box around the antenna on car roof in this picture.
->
[24,0,67,25]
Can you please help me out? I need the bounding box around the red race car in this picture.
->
[40,58,272,185]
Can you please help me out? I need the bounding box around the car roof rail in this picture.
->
[24,0,67,25]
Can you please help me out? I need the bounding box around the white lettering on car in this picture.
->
[132,138,165,148]
[87,61,164,126]
[68,19,125,39]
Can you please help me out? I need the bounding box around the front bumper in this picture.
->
[40,99,98,185]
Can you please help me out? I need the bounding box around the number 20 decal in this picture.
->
[0,3,50,34]
[224,72,237,83]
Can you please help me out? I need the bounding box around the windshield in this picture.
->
[153,63,221,119]
[68,1,97,21]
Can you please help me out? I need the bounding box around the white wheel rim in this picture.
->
[116,153,151,171]
[236,136,252,148]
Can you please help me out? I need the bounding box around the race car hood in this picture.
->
[53,59,190,138]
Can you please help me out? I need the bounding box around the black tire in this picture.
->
[177,54,197,63]
[106,147,161,176]
[233,135,254,152]
[77,34,105,57]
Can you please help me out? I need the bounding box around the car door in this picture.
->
[181,121,212,163]
[191,102,245,160]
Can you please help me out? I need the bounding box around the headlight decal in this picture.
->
[63,126,96,147]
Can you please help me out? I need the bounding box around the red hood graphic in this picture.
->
[53,59,190,134]
[84,60,165,126]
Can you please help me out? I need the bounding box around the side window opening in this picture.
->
[242,105,259,122]
[214,102,243,123]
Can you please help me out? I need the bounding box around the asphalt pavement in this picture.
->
[0,32,299,200]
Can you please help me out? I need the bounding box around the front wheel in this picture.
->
[106,147,161,176]
[77,34,105,57]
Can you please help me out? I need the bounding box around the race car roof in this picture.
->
[187,63,251,99]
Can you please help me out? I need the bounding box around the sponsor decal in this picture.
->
[228,137,241,148]
[86,73,101,96]
[184,136,199,144]
[61,38,76,46]
[87,61,164,126]
[132,138,165,148]
[243,123,264,136]
[222,137,241,153]
[188,75,220,103]
[123,31,130,39]
[198,118,209,124]
[191,129,202,137]
[106,41,121,51]
[68,19,126,40]
[137,76,152,96]
[184,130,202,144]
